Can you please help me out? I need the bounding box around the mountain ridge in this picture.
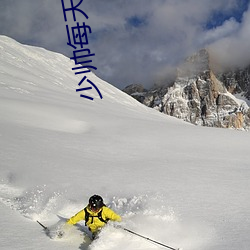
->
[123,49,250,130]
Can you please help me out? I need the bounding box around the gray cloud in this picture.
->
[0,0,249,89]
[209,6,250,69]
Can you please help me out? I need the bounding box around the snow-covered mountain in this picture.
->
[124,49,250,130]
[1,36,250,250]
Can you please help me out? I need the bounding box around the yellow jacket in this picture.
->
[67,206,121,233]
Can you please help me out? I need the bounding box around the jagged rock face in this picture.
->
[217,66,250,99]
[123,84,146,95]
[160,49,250,129]
[122,84,147,103]
[161,73,249,128]
[123,49,250,130]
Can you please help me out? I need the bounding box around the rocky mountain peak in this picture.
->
[123,49,250,130]
[177,49,210,78]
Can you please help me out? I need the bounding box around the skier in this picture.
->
[66,194,122,239]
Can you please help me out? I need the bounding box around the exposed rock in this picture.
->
[122,84,147,103]
[123,49,250,130]
[123,84,146,95]
[217,66,250,99]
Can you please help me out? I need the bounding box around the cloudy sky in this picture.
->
[0,0,249,89]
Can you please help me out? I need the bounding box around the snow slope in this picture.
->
[0,35,250,250]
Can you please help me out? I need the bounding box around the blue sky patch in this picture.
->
[126,15,148,28]
[206,0,249,29]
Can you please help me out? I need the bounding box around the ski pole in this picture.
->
[122,227,180,250]
[37,220,48,231]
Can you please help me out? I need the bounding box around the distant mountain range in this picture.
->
[123,49,250,130]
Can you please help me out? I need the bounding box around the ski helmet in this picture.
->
[89,195,104,210]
